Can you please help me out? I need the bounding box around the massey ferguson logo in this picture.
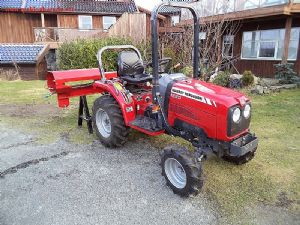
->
[171,88,217,107]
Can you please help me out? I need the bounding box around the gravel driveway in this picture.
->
[0,124,218,225]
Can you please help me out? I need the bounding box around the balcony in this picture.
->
[34,27,107,48]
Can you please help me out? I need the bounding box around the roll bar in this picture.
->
[151,2,200,102]
[97,45,142,81]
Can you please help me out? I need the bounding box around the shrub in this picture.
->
[57,37,132,71]
[242,70,255,87]
[212,71,230,87]
[274,63,298,84]
[181,66,193,77]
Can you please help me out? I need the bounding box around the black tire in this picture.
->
[92,94,130,148]
[222,149,256,165]
[160,145,204,197]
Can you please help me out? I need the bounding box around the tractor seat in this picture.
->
[117,51,152,84]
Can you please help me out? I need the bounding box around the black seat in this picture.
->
[117,51,152,84]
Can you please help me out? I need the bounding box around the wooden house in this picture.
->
[0,0,178,80]
[179,0,300,77]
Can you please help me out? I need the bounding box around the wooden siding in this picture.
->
[1,64,34,80]
[0,12,41,43]
[44,14,58,27]
[57,14,78,28]
[93,15,103,29]
[232,16,300,77]
[108,13,147,43]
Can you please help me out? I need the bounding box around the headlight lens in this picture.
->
[232,108,241,123]
[243,104,251,119]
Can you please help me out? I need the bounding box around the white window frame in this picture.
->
[222,35,235,58]
[103,16,117,31]
[78,15,93,30]
[241,28,299,61]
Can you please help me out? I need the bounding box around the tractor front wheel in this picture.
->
[92,95,130,148]
[160,145,204,197]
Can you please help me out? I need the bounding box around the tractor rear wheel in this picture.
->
[92,95,130,148]
[160,145,204,197]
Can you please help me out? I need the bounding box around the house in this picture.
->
[0,0,139,80]
[179,0,300,77]
[0,0,179,80]
[0,0,138,45]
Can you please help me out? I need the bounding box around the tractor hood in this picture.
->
[173,78,249,109]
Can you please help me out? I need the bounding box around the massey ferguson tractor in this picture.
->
[47,2,258,196]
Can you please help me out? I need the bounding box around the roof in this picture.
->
[0,44,48,64]
[159,5,181,15]
[138,6,166,20]
[0,0,138,14]
[158,0,196,15]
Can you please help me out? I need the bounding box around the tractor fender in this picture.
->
[93,81,135,125]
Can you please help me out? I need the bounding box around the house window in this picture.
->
[171,15,180,26]
[103,16,116,30]
[222,35,234,58]
[199,32,207,59]
[78,15,93,30]
[199,32,207,40]
[241,28,300,60]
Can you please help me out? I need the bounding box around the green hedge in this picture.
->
[57,38,133,71]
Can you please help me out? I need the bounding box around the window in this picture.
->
[199,32,207,60]
[289,28,300,60]
[222,35,234,58]
[103,16,116,30]
[171,15,180,26]
[241,28,300,60]
[78,15,93,30]
[199,32,206,40]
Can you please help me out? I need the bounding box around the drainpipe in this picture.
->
[41,13,45,28]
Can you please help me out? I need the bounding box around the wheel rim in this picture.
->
[164,158,187,189]
[96,109,111,138]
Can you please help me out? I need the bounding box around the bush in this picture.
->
[181,66,193,77]
[212,71,230,87]
[274,63,298,84]
[242,70,255,87]
[57,37,132,71]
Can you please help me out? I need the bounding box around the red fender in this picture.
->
[93,81,136,125]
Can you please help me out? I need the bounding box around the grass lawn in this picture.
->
[0,80,299,222]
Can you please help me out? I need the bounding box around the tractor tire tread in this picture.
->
[160,146,204,197]
[93,95,130,148]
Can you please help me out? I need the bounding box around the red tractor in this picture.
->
[47,3,258,196]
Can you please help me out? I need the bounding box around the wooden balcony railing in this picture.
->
[34,27,107,43]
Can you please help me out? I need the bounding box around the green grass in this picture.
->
[0,80,299,222]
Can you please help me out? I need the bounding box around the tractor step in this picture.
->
[129,116,164,136]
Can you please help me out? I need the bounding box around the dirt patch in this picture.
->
[0,104,61,117]
[276,192,295,208]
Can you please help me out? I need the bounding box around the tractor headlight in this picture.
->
[232,108,241,123]
[243,104,251,119]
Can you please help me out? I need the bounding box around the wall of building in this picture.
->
[57,14,117,29]
[233,16,300,77]
[0,12,41,43]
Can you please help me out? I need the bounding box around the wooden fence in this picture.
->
[108,13,147,43]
